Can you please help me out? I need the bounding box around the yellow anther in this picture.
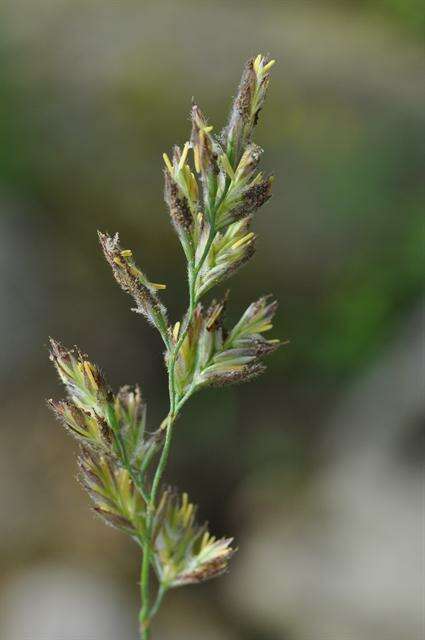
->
[201,531,210,549]
[203,125,213,133]
[232,232,254,250]
[220,153,235,179]
[150,282,167,290]
[189,173,199,201]
[250,172,263,185]
[197,211,203,223]
[120,249,133,258]
[257,323,273,332]
[83,361,98,389]
[173,321,180,341]
[207,303,224,330]
[162,152,173,173]
[113,256,125,267]
[184,502,193,526]
[178,142,190,170]
[253,54,263,74]
[263,59,276,72]
[193,147,201,173]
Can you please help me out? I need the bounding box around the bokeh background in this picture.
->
[0,1,424,639]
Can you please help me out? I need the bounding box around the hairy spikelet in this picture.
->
[152,489,235,587]
[171,293,280,397]
[78,446,148,538]
[98,231,168,334]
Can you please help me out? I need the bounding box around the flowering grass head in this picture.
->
[48,54,281,639]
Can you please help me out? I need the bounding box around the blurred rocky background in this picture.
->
[0,1,424,638]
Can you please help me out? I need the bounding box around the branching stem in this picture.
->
[138,220,216,637]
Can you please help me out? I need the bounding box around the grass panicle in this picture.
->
[48,54,281,638]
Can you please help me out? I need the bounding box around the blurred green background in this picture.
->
[0,1,424,639]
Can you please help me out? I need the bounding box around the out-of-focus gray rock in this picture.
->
[227,304,425,640]
[0,564,136,640]
[0,564,238,640]
[154,590,237,640]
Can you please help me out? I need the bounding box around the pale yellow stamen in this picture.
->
[250,172,263,185]
[207,312,220,330]
[182,498,193,526]
[120,249,132,258]
[189,173,199,201]
[150,282,167,290]
[162,152,173,173]
[178,142,190,171]
[257,323,273,332]
[83,361,98,389]
[232,232,254,250]
[193,147,201,173]
[263,59,276,72]
[253,54,263,74]
[182,492,188,512]
[201,531,210,549]
[173,321,180,341]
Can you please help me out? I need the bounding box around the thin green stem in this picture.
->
[139,415,174,638]
[138,210,219,637]
[151,415,175,504]
[149,584,167,620]
[139,539,151,638]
